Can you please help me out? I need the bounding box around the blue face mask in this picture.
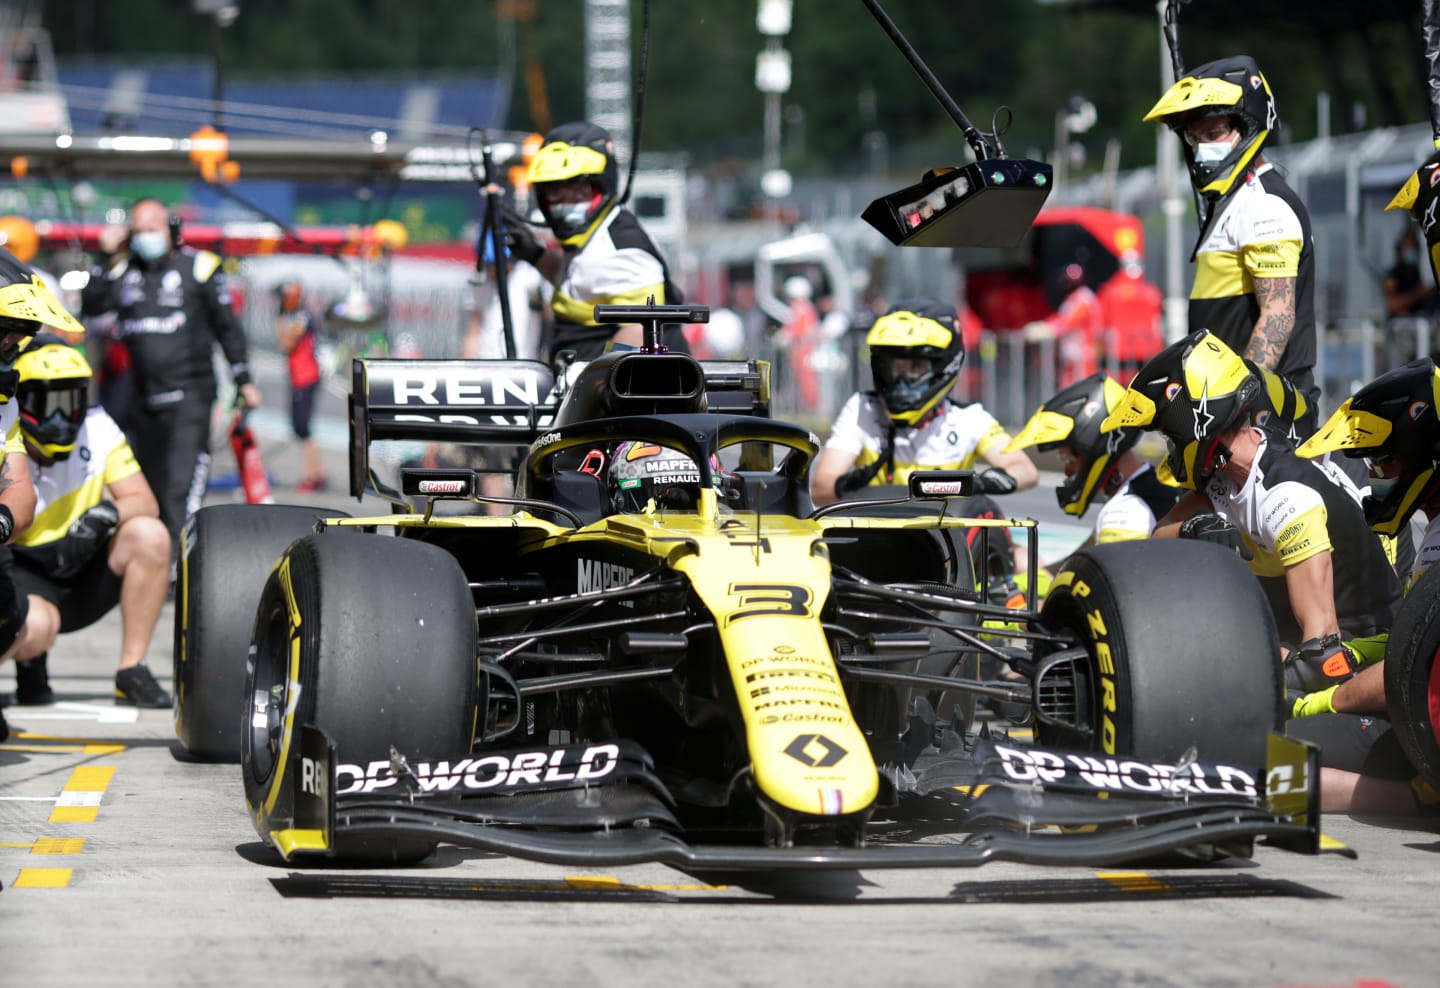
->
[130,230,169,261]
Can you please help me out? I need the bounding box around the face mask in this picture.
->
[1193,141,1235,165]
[551,201,593,231]
[131,231,169,261]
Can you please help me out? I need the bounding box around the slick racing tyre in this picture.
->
[1036,539,1280,770]
[175,504,350,761]
[1382,563,1440,791]
[242,533,478,865]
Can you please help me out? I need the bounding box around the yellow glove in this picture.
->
[1289,684,1339,719]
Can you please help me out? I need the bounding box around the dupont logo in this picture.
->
[419,480,468,494]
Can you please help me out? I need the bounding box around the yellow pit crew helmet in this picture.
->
[1298,357,1440,537]
[1101,329,1260,490]
[1144,55,1276,206]
[527,121,620,248]
[0,247,85,402]
[865,297,965,427]
[15,333,92,461]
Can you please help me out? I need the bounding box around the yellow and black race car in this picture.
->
[174,305,1320,873]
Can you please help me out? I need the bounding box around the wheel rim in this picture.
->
[245,604,291,786]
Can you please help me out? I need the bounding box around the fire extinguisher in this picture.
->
[230,399,274,505]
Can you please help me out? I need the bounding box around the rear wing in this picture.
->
[348,357,772,499]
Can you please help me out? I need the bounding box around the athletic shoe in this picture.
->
[293,477,329,494]
[15,653,54,706]
[114,664,172,709]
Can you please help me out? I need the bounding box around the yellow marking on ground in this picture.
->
[1096,870,1174,893]
[65,766,116,791]
[0,842,35,848]
[564,874,727,892]
[47,765,116,823]
[13,867,72,888]
[32,838,85,855]
[12,732,126,755]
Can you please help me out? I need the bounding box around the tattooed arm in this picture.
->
[0,453,36,542]
[1246,275,1297,372]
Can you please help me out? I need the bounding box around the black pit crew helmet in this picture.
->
[1297,357,1440,536]
[527,121,620,248]
[866,298,965,427]
[1006,372,1138,517]
[1385,147,1440,291]
[1144,55,1276,206]
[1101,330,1261,490]
[14,334,91,461]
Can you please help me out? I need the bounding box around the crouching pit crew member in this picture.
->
[1101,330,1416,811]
[5,336,172,709]
[0,248,82,741]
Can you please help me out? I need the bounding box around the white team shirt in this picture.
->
[1093,464,1163,544]
[19,407,141,547]
[823,394,1010,483]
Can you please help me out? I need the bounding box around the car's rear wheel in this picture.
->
[174,504,349,761]
[1036,539,1281,771]
[241,533,479,865]
[1382,563,1440,791]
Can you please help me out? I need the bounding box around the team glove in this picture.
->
[1178,512,1253,560]
[973,467,1018,496]
[1284,634,1360,693]
[0,504,12,543]
[52,501,120,579]
[1288,684,1340,719]
[499,203,545,265]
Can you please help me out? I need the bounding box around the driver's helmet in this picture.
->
[606,440,718,514]
[1384,147,1440,289]
[1101,330,1260,490]
[0,247,85,401]
[527,121,619,249]
[1005,372,1137,517]
[1143,55,1276,203]
[1297,356,1440,536]
[14,334,91,461]
[866,298,965,426]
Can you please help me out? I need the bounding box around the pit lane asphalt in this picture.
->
[2,363,1435,988]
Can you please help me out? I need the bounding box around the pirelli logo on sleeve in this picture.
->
[1275,505,1330,565]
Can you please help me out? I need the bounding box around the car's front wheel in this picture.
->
[241,532,479,865]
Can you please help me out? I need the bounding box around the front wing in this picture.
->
[269,726,1324,871]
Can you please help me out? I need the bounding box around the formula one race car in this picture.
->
[175,305,1321,873]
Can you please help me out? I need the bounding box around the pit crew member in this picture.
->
[502,121,689,362]
[1005,372,1179,551]
[5,337,172,709]
[0,248,84,742]
[1144,56,1319,426]
[810,298,1038,508]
